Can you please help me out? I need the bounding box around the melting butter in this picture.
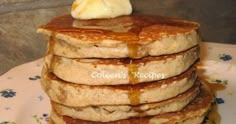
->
[71,0,132,20]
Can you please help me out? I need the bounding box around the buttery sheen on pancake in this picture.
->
[49,81,214,124]
[46,46,199,85]
[37,15,200,59]
[41,66,197,107]
[51,82,199,122]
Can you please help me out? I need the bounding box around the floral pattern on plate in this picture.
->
[0,89,16,98]
[0,42,235,124]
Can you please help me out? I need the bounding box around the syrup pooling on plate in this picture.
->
[206,82,226,93]
[197,72,226,124]
[206,103,221,124]
[205,81,225,124]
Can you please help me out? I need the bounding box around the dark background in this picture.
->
[0,0,235,75]
[132,0,236,44]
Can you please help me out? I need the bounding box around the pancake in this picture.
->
[45,46,199,85]
[49,115,205,124]
[51,81,199,122]
[49,81,214,124]
[41,65,197,107]
[37,15,200,59]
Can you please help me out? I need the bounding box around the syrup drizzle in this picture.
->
[44,75,52,93]
[56,84,67,103]
[43,33,57,96]
[48,32,56,55]
[128,62,138,84]
[127,59,141,106]
[128,61,140,105]
[133,105,147,117]
[128,89,141,106]
[48,32,56,71]
[127,43,139,58]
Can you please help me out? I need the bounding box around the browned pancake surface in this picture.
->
[39,15,199,44]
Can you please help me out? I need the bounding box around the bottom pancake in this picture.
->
[49,115,205,124]
[50,80,214,124]
[51,81,199,122]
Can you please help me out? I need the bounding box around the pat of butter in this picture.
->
[71,0,132,20]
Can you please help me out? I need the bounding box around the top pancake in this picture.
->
[38,15,200,58]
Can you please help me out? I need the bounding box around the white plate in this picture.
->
[0,42,235,124]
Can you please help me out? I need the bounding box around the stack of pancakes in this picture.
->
[38,15,214,124]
